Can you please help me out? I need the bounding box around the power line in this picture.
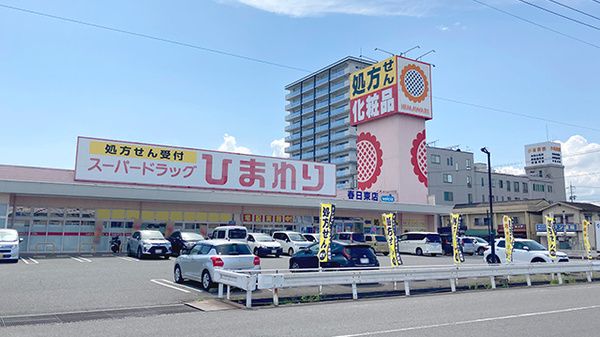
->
[434,96,600,133]
[470,0,600,49]
[0,3,311,73]
[547,0,600,22]
[517,0,600,31]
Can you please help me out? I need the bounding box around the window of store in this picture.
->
[443,192,454,201]
[431,154,441,164]
[443,174,453,183]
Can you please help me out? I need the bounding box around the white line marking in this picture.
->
[20,258,29,264]
[158,279,203,293]
[118,257,138,262]
[78,256,92,263]
[28,258,39,264]
[332,304,600,337]
[70,257,85,263]
[150,279,190,293]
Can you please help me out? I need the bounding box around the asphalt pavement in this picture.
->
[4,277,600,337]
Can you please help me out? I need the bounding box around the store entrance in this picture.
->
[141,222,167,235]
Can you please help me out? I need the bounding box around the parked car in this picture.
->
[126,230,172,259]
[247,233,282,257]
[440,234,453,255]
[302,233,320,243]
[211,226,247,241]
[173,240,260,290]
[459,236,489,255]
[333,232,366,243]
[272,231,312,256]
[0,229,22,263]
[364,234,389,255]
[483,238,569,264]
[167,231,205,256]
[397,232,443,256]
[289,241,379,270]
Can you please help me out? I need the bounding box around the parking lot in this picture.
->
[0,252,486,317]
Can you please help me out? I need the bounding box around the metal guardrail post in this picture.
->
[450,278,456,292]
[490,276,496,289]
[218,283,224,299]
[226,285,231,300]
[273,288,279,306]
[526,274,532,286]
[245,289,252,308]
[557,273,563,285]
[587,271,593,283]
[404,281,411,296]
[351,282,358,300]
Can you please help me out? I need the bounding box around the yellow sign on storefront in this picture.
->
[89,140,196,163]
[349,56,397,100]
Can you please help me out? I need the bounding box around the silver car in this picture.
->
[173,240,260,290]
[126,230,172,259]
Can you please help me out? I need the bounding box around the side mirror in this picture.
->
[19,238,24,243]
[286,238,290,243]
[522,246,530,251]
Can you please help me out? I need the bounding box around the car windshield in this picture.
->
[375,235,387,242]
[346,246,376,258]
[228,229,247,239]
[141,231,164,240]
[288,233,307,242]
[475,238,488,243]
[254,234,274,242]
[521,240,547,251]
[351,233,365,242]
[181,232,204,241]
[0,230,18,242]
[426,234,441,243]
[215,243,252,255]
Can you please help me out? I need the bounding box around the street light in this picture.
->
[481,147,497,263]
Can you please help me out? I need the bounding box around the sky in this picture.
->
[1,0,600,200]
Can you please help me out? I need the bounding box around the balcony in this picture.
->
[331,104,349,118]
[315,88,328,99]
[285,110,301,122]
[285,88,301,100]
[331,130,354,141]
[315,100,329,111]
[330,68,349,81]
[302,117,315,125]
[315,148,329,157]
[302,82,315,93]
[315,112,329,123]
[301,140,314,148]
[301,106,314,116]
[285,100,301,110]
[330,80,349,93]
[330,118,349,129]
[287,143,301,152]
[331,153,356,164]
[336,169,353,178]
[315,136,329,146]
[302,93,315,101]
[301,151,315,160]
[315,76,329,87]
[331,143,351,154]
[285,121,301,132]
[330,92,349,105]
[284,132,301,142]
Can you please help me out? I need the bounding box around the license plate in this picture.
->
[156,248,163,253]
[360,258,369,264]
[271,250,277,254]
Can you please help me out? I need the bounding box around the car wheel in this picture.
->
[383,252,389,256]
[288,248,294,256]
[201,270,213,290]
[291,261,300,269]
[174,265,184,284]
[275,252,281,258]
[137,247,143,260]
[253,247,259,256]
[416,248,423,256]
[431,253,438,257]
[531,257,546,263]
[10,259,19,264]
[163,255,170,260]
[486,254,500,264]
[477,247,485,255]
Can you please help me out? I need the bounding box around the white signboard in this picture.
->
[396,56,432,120]
[75,137,336,196]
[595,221,600,252]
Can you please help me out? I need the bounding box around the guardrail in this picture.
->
[214,262,600,308]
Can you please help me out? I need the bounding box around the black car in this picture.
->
[167,231,205,256]
[440,234,463,256]
[288,241,379,270]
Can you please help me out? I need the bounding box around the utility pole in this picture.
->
[567,182,576,202]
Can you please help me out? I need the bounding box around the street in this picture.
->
[3,277,599,336]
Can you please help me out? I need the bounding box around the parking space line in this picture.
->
[157,279,203,293]
[150,279,191,293]
[78,256,92,263]
[70,256,92,263]
[117,256,138,262]
[28,258,39,264]
[20,258,30,264]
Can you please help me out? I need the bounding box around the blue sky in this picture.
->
[1,0,600,199]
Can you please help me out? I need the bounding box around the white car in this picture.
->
[483,238,569,264]
[302,233,320,243]
[211,226,247,241]
[247,233,282,257]
[126,230,172,259]
[459,236,489,255]
[0,229,22,263]
[173,240,260,290]
[272,231,312,256]
[397,232,443,256]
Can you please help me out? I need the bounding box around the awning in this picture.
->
[465,229,496,237]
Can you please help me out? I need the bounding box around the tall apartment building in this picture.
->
[428,142,567,206]
[284,56,373,189]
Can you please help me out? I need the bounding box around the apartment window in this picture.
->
[467,176,472,188]
[514,182,520,192]
[507,197,511,201]
[444,192,454,202]
[499,180,503,189]
[507,180,511,191]
[515,197,520,200]
[431,154,441,164]
[482,195,485,202]
[468,193,473,204]
[533,183,545,192]
[447,157,453,166]
[538,170,543,177]
[481,178,485,187]
[523,182,529,193]
[501,196,505,201]
[443,173,453,183]
[491,179,496,188]
[466,159,471,170]
[474,218,480,226]
[548,185,553,193]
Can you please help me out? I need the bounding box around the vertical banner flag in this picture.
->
[502,216,515,263]
[318,203,335,263]
[544,215,557,260]
[583,220,593,260]
[450,213,464,264]
[382,213,402,266]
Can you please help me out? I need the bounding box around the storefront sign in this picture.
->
[242,213,294,223]
[380,194,395,203]
[75,137,336,196]
[502,215,514,263]
[382,213,402,266]
[535,223,577,232]
[450,213,464,264]
[347,190,379,201]
[350,55,432,126]
[544,216,558,260]
[583,220,592,260]
[318,203,335,263]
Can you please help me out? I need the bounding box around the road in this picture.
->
[3,279,600,336]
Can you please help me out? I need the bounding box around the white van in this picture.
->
[397,232,442,256]
[211,226,248,241]
[272,231,312,256]
[0,229,22,263]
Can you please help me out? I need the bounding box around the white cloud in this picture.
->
[222,0,449,17]
[437,22,467,32]
[217,134,252,154]
[270,138,289,158]
[559,135,600,202]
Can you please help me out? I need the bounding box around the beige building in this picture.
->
[539,202,600,251]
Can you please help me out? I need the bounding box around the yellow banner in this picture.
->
[349,56,397,99]
[450,213,464,264]
[89,141,197,163]
[502,215,514,263]
[545,215,557,260]
[583,220,593,260]
[382,213,402,267]
[318,203,335,263]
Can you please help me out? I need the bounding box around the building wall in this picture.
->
[540,204,600,251]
